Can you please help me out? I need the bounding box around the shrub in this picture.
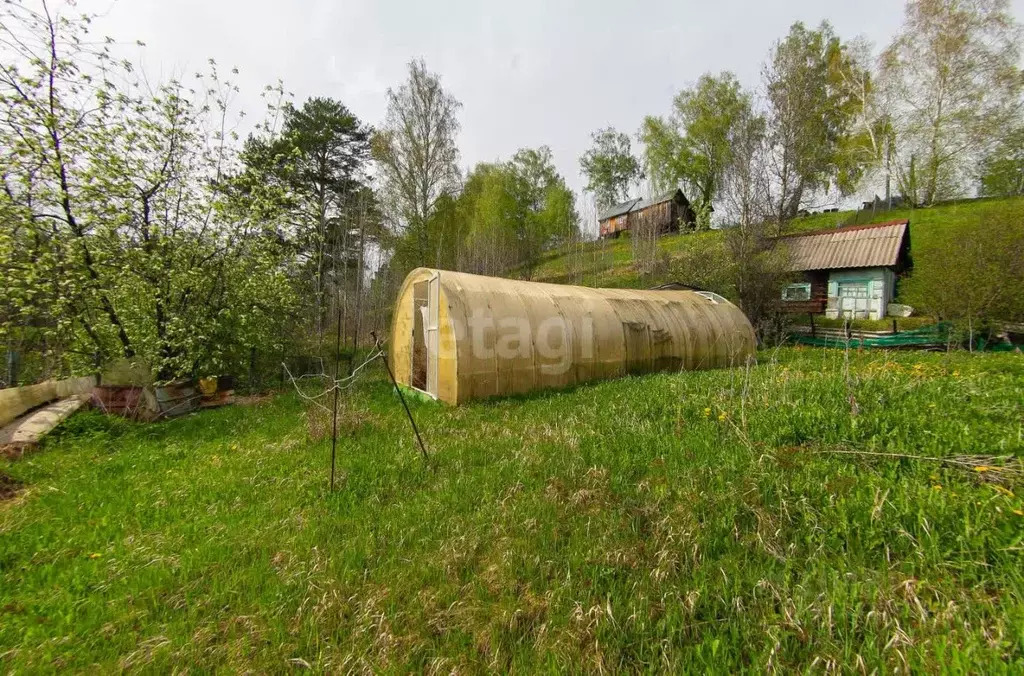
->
[669,225,791,342]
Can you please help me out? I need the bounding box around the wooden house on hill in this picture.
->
[598,189,696,239]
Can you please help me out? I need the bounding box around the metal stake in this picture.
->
[372,331,429,465]
[331,307,342,491]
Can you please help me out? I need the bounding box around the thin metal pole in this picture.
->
[331,307,342,491]
[372,332,429,464]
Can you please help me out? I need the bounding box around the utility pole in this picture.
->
[885,131,893,210]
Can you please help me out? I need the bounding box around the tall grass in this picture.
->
[1,348,1022,671]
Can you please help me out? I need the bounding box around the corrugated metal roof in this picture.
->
[634,190,680,211]
[597,190,680,221]
[782,220,909,271]
[597,197,642,222]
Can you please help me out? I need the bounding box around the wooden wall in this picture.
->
[781,271,828,315]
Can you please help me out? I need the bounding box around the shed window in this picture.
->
[838,282,868,299]
[782,283,811,302]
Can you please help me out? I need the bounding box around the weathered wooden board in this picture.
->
[0,395,89,448]
[92,386,145,417]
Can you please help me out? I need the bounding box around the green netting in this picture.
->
[791,322,1020,351]
[790,323,952,349]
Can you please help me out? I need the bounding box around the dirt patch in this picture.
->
[235,393,275,407]
[1,442,35,461]
[0,471,25,502]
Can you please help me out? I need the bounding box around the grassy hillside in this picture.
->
[2,348,1023,671]
[531,196,1024,296]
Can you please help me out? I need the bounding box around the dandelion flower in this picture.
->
[703,408,712,417]
[718,412,727,422]
[974,466,991,473]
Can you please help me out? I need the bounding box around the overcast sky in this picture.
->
[74,0,1024,203]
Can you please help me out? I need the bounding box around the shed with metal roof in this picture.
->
[778,220,911,320]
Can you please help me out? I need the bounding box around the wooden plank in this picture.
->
[788,326,895,339]
[0,396,89,447]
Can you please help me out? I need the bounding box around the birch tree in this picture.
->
[763,22,861,222]
[372,59,462,264]
[719,107,770,228]
[880,0,1023,204]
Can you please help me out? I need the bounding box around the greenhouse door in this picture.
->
[410,273,440,397]
[426,273,440,397]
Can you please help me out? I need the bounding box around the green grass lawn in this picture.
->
[2,348,1023,671]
